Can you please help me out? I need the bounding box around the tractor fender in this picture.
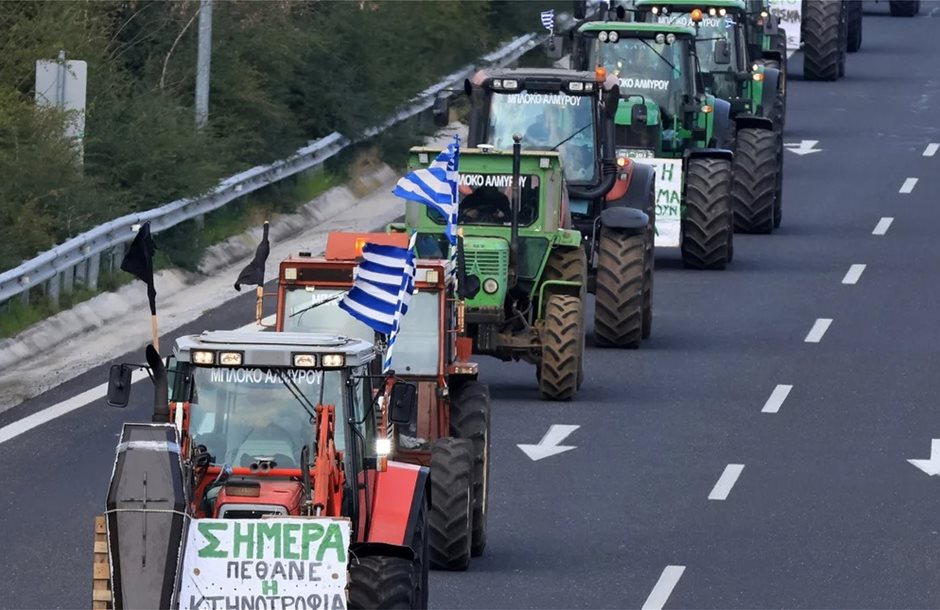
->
[759,68,781,119]
[605,162,655,214]
[600,206,649,231]
[349,541,415,563]
[366,461,430,547]
[761,50,783,64]
[733,114,774,132]
[685,147,734,162]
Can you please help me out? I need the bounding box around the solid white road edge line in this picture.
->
[762,384,793,414]
[0,314,275,446]
[842,264,866,285]
[708,464,745,501]
[924,143,939,157]
[899,178,918,194]
[873,217,893,235]
[642,566,686,610]
[804,318,833,344]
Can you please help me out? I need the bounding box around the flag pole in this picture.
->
[151,315,160,353]
[255,285,264,325]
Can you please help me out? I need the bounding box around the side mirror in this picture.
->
[763,14,779,36]
[432,92,450,127]
[107,364,133,408]
[605,88,621,119]
[545,35,565,60]
[714,39,731,65]
[388,381,417,425]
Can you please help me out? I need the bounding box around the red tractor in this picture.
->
[94,331,431,609]
[275,231,491,570]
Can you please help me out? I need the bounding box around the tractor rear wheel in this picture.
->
[428,438,473,571]
[594,227,644,348]
[681,158,733,270]
[774,130,784,228]
[890,0,919,16]
[348,556,418,609]
[539,294,583,400]
[802,0,842,81]
[847,0,862,52]
[642,222,654,340]
[732,128,778,234]
[449,381,490,557]
[542,246,587,387]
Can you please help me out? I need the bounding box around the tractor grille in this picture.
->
[467,250,507,277]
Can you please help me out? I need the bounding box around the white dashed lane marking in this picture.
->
[642,566,686,610]
[873,217,893,235]
[805,318,833,344]
[762,384,793,414]
[842,264,866,285]
[899,178,918,194]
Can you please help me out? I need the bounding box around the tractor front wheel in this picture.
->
[428,438,474,571]
[732,128,778,234]
[802,0,843,81]
[542,246,587,388]
[642,222,654,340]
[539,294,583,400]
[348,556,418,609]
[594,227,644,348]
[449,381,491,557]
[681,158,733,270]
[847,0,863,52]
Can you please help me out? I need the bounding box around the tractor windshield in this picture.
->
[591,36,693,117]
[655,13,743,99]
[181,365,345,468]
[283,287,372,339]
[485,91,596,182]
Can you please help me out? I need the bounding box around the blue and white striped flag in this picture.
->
[393,135,460,245]
[338,242,416,337]
[541,9,555,32]
[724,17,736,29]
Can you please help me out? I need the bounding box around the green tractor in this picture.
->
[461,67,656,347]
[399,144,589,401]
[572,21,735,269]
[742,0,790,69]
[762,0,848,81]
[635,1,784,233]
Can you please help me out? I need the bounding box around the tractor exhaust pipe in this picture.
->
[146,344,169,423]
[509,133,522,289]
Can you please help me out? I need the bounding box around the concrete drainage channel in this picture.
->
[0,123,466,414]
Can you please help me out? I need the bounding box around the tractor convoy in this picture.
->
[92,0,903,607]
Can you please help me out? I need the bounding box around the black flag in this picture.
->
[121,221,157,315]
[234,221,270,291]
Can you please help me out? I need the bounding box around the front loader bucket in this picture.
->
[106,423,187,610]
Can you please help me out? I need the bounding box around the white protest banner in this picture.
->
[628,156,683,248]
[178,517,351,610]
[768,0,801,53]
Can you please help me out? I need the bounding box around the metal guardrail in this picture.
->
[0,17,573,307]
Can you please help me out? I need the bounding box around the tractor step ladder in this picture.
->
[93,516,112,609]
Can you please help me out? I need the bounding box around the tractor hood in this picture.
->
[214,478,305,518]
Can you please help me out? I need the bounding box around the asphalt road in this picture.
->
[2,8,940,610]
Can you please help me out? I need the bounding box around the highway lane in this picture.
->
[0,10,938,609]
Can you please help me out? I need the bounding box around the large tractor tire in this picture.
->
[847,0,862,52]
[890,0,919,16]
[774,130,784,228]
[802,0,843,81]
[450,381,490,557]
[642,222,654,340]
[681,158,733,270]
[762,60,786,133]
[538,294,583,401]
[773,31,789,78]
[732,128,778,234]
[542,246,586,388]
[428,438,473,571]
[349,556,418,609]
[594,227,644,348]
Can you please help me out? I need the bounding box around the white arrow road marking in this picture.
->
[873,217,894,235]
[899,178,919,194]
[804,318,832,343]
[923,143,939,157]
[517,424,579,461]
[784,140,822,155]
[0,314,275,446]
[908,439,940,476]
[708,464,745,500]
[842,264,866,285]
[642,565,686,610]
[762,384,793,414]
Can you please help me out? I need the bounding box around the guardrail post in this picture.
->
[109,244,123,274]
[20,289,30,306]
[47,274,61,308]
[62,265,74,296]
[86,252,101,291]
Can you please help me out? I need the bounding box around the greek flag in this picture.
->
[541,9,555,32]
[338,242,416,337]
[393,135,460,245]
[724,17,736,29]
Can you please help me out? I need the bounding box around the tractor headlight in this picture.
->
[375,438,391,455]
[321,353,345,368]
[192,350,215,365]
[609,31,619,42]
[599,31,609,42]
[651,6,659,13]
[708,7,717,15]
[719,8,727,16]
[483,279,499,294]
[219,352,243,367]
[752,72,764,81]
[655,33,666,44]
[502,79,519,90]
[569,81,584,92]
[666,33,676,44]
[293,353,317,367]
